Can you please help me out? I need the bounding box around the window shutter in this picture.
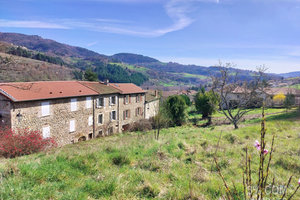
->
[129,96,131,103]
[42,126,50,138]
[41,101,50,116]
[71,98,77,111]
[88,116,93,126]
[110,112,112,121]
[123,111,126,119]
[109,97,111,105]
[128,110,131,118]
[103,98,105,107]
[70,120,75,132]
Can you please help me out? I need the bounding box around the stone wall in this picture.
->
[145,99,159,119]
[118,93,145,131]
[0,95,12,128]
[10,96,95,146]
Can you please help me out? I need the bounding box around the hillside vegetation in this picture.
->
[0,52,74,82]
[0,109,299,199]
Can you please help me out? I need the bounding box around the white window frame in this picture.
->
[97,97,104,108]
[98,114,103,124]
[110,96,116,105]
[70,119,75,133]
[88,115,93,126]
[86,97,92,109]
[71,98,77,111]
[110,110,116,121]
[125,95,129,104]
[41,101,50,117]
[42,126,50,139]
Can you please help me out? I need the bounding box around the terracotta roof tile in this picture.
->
[109,83,145,94]
[0,81,98,102]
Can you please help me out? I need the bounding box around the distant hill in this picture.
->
[112,53,159,64]
[0,32,107,60]
[279,71,300,78]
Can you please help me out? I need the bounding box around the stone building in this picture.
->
[145,90,160,119]
[0,81,150,146]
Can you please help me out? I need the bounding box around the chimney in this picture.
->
[154,90,158,98]
[104,79,109,85]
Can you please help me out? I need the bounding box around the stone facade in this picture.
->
[118,93,145,131]
[9,96,95,146]
[94,94,119,137]
[145,99,159,119]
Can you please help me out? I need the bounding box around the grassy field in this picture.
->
[171,73,208,80]
[0,109,299,199]
[291,84,300,89]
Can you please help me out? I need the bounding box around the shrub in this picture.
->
[128,119,152,132]
[0,128,57,158]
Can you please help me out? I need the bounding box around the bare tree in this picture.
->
[211,62,267,129]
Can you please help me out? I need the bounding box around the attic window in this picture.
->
[79,90,82,92]
[49,92,53,94]
[59,91,62,93]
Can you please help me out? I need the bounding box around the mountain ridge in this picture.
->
[0,32,292,88]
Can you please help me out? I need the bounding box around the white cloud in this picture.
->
[0,19,69,29]
[0,0,219,37]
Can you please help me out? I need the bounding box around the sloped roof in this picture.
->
[145,90,159,102]
[109,83,145,94]
[0,81,98,102]
[264,87,300,96]
[79,81,120,94]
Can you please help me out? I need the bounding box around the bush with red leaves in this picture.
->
[0,128,57,158]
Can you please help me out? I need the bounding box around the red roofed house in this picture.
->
[0,81,147,146]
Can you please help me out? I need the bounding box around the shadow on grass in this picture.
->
[246,110,300,124]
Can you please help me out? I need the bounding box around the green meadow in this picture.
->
[0,109,299,199]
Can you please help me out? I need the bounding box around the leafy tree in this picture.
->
[180,94,192,106]
[84,68,98,81]
[164,95,187,126]
[284,93,295,110]
[73,71,84,80]
[195,89,219,124]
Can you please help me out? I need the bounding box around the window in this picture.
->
[86,97,92,108]
[97,97,104,108]
[136,107,142,116]
[98,114,103,124]
[136,94,141,103]
[41,101,50,116]
[71,98,77,111]
[110,96,116,105]
[70,119,75,132]
[88,115,93,126]
[110,111,116,121]
[42,126,50,138]
[124,95,130,104]
[123,110,130,119]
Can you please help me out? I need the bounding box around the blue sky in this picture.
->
[0,0,300,73]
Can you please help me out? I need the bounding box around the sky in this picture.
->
[0,0,300,74]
